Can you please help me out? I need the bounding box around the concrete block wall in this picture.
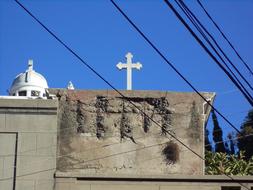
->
[0,99,58,190]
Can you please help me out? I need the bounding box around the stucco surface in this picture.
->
[49,89,215,177]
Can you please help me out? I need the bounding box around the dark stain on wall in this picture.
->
[76,100,86,133]
[95,96,109,139]
[120,101,136,143]
[119,97,173,135]
[188,101,201,143]
[162,141,179,165]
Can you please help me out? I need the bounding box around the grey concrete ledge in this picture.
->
[49,88,215,98]
[0,99,58,115]
[55,172,253,183]
[0,99,58,108]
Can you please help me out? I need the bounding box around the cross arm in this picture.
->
[132,62,142,70]
[116,62,124,70]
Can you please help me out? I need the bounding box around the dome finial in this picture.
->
[28,59,33,71]
[67,81,75,90]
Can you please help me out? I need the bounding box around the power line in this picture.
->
[208,132,253,147]
[14,1,249,189]
[3,131,253,177]
[163,0,253,107]
[11,0,195,163]
[14,0,243,137]
[109,0,242,135]
[197,0,253,76]
[0,137,167,174]
[13,0,239,162]
[217,87,251,96]
[1,112,248,158]
[176,0,253,94]
[14,0,204,165]
[109,1,249,189]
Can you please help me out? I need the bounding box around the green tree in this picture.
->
[238,109,253,160]
[227,133,235,155]
[205,151,253,175]
[205,127,212,152]
[212,109,226,153]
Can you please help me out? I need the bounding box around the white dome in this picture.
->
[9,60,48,98]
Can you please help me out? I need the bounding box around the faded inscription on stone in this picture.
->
[50,89,214,177]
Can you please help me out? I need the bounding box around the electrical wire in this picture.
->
[197,0,253,76]
[14,0,206,161]
[110,0,242,134]
[163,0,253,107]
[176,0,253,94]
[13,1,250,189]
[0,140,169,181]
[14,0,242,158]
[206,132,253,147]
[110,1,249,189]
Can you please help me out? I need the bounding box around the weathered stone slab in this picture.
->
[49,89,215,177]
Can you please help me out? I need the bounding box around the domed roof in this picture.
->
[9,60,48,98]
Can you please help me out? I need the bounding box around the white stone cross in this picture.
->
[116,52,142,90]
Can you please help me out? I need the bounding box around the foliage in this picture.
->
[211,109,226,153]
[205,151,253,175]
[205,127,212,152]
[237,109,253,160]
[227,133,235,155]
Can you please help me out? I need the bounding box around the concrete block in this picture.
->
[55,182,71,190]
[36,99,58,108]
[0,114,5,131]
[3,156,15,178]
[0,99,33,108]
[0,99,58,109]
[6,113,57,132]
[6,114,38,132]
[18,169,55,181]
[16,179,35,190]
[0,157,4,178]
[160,185,220,190]
[18,133,37,156]
[36,133,57,156]
[70,183,90,190]
[17,155,55,179]
[0,179,13,190]
[91,184,159,190]
[35,179,55,190]
[35,114,57,132]
[0,133,15,156]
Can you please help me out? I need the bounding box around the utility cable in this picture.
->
[197,0,253,76]
[110,1,249,189]
[109,0,242,134]
[0,137,168,174]
[14,0,241,164]
[174,0,253,105]
[0,140,170,181]
[163,0,253,106]
[14,1,249,188]
[208,132,253,147]
[15,0,204,164]
[218,87,251,96]
[176,0,253,95]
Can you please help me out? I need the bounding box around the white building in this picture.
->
[9,60,48,99]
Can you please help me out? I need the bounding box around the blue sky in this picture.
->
[0,0,252,145]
